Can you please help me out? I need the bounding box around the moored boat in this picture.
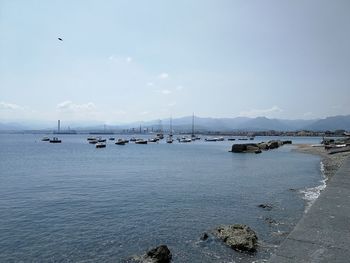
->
[115,139,126,145]
[135,139,148,144]
[148,138,159,143]
[179,137,192,143]
[49,137,61,143]
[41,137,50,141]
[205,137,218,142]
[96,142,106,148]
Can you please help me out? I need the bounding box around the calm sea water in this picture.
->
[0,134,322,262]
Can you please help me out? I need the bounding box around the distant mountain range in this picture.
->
[1,115,350,132]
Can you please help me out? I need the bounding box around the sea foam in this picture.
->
[300,161,327,213]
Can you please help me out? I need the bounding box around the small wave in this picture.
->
[299,161,327,213]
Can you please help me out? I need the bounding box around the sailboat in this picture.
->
[191,113,200,140]
[156,119,164,140]
[166,117,174,143]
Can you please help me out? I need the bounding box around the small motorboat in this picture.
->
[129,137,137,142]
[179,137,192,143]
[227,138,236,141]
[216,137,225,141]
[135,139,148,144]
[97,138,106,142]
[115,139,126,145]
[96,142,106,148]
[156,133,164,140]
[49,137,61,143]
[148,138,159,143]
[109,137,115,141]
[41,137,50,141]
[87,137,96,141]
[166,137,173,143]
[205,138,217,142]
[89,140,98,144]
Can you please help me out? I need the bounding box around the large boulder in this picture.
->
[213,224,258,252]
[231,144,259,153]
[267,140,281,149]
[128,245,172,263]
[146,245,172,263]
[257,142,269,150]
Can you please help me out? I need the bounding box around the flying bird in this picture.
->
[58,37,63,41]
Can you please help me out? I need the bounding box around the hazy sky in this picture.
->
[1,0,349,123]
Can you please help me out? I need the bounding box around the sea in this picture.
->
[0,134,323,262]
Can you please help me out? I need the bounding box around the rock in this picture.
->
[128,245,172,263]
[258,142,269,150]
[258,203,273,210]
[246,145,260,152]
[231,143,260,153]
[264,217,278,225]
[146,245,172,263]
[200,232,209,241]
[231,144,247,153]
[267,140,280,149]
[213,224,258,252]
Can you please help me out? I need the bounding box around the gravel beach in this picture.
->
[295,144,350,179]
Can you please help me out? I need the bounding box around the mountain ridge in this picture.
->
[0,115,349,132]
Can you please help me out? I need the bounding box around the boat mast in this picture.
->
[191,113,195,138]
[170,116,173,136]
[58,120,61,133]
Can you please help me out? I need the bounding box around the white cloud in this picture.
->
[239,106,283,118]
[0,101,23,110]
[108,55,114,60]
[176,85,184,91]
[147,82,154,86]
[158,73,169,79]
[140,111,150,115]
[160,89,172,95]
[126,57,132,63]
[57,101,96,112]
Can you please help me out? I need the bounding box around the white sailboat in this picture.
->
[166,117,174,143]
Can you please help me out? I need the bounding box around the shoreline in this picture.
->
[294,144,350,180]
[294,144,350,212]
[268,145,350,262]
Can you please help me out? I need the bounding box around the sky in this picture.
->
[1,0,350,124]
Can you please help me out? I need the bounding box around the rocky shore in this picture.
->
[295,144,350,179]
[230,140,292,153]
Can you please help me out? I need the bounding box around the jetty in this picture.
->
[269,156,350,262]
